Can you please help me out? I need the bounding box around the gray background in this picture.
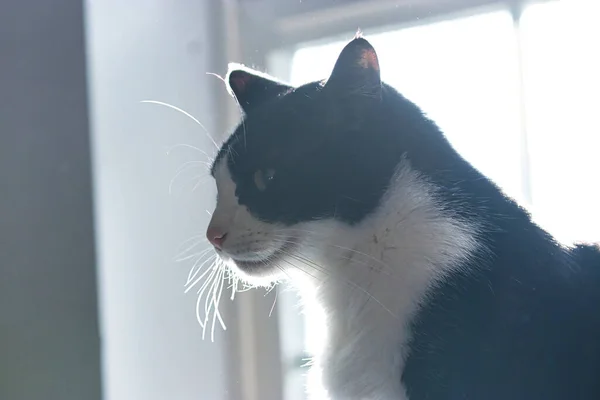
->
[0,0,102,399]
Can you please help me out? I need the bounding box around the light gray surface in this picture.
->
[85,1,234,399]
[0,0,102,399]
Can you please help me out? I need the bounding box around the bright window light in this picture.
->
[521,0,600,245]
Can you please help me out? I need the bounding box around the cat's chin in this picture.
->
[227,257,281,285]
[230,257,274,274]
[225,241,297,281]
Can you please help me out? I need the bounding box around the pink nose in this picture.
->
[207,226,228,249]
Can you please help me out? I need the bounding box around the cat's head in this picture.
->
[206,37,435,284]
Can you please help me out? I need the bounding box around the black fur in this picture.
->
[214,38,600,399]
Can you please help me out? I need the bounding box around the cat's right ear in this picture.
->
[324,37,381,100]
[226,64,293,114]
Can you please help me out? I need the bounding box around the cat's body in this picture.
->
[206,37,600,399]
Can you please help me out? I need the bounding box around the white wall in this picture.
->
[85,1,232,399]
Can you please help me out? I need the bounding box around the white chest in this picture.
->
[293,166,479,400]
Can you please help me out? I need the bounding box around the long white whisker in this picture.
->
[175,160,212,174]
[175,234,206,252]
[279,255,322,282]
[191,175,211,192]
[203,264,221,340]
[166,143,212,158]
[194,258,220,329]
[210,267,220,342]
[269,288,278,318]
[185,254,218,289]
[169,167,196,195]
[177,243,211,263]
[274,228,394,273]
[280,249,397,318]
[229,275,235,300]
[195,293,206,329]
[202,277,215,340]
[211,265,227,342]
[178,248,211,264]
[169,161,210,195]
[177,234,206,247]
[197,263,219,298]
[140,100,219,149]
[261,234,395,277]
[206,71,226,84]
[185,250,213,282]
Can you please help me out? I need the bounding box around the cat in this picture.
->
[206,36,600,400]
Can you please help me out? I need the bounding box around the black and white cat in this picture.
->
[206,36,600,399]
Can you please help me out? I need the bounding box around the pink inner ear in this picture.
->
[358,48,379,71]
[231,74,252,93]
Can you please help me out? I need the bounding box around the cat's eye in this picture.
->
[253,169,275,192]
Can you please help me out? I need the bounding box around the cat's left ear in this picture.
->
[324,37,382,100]
[226,64,293,114]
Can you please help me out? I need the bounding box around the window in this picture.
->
[520,0,600,245]
[271,1,600,399]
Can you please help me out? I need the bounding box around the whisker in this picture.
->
[279,250,397,319]
[209,265,220,341]
[202,265,220,340]
[178,249,211,263]
[279,254,322,283]
[211,265,227,342]
[269,288,278,318]
[185,254,218,290]
[195,295,206,329]
[206,71,226,84]
[189,265,218,307]
[177,243,212,263]
[181,243,229,339]
[263,234,395,276]
[191,175,211,192]
[170,172,211,196]
[169,163,207,195]
[206,260,229,341]
[184,249,214,278]
[196,262,219,309]
[176,234,206,251]
[194,261,218,330]
[204,263,220,314]
[166,143,212,158]
[140,100,219,149]
[175,160,212,173]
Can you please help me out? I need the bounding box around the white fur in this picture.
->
[209,157,480,400]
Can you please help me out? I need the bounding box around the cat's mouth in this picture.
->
[228,240,296,275]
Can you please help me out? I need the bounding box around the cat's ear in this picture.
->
[324,37,381,100]
[226,64,293,114]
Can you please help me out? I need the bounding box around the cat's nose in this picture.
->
[206,226,228,250]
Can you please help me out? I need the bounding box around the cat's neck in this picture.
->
[290,161,481,399]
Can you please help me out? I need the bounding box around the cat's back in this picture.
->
[403,234,600,400]
[571,243,600,276]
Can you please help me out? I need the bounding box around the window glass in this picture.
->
[521,0,600,245]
